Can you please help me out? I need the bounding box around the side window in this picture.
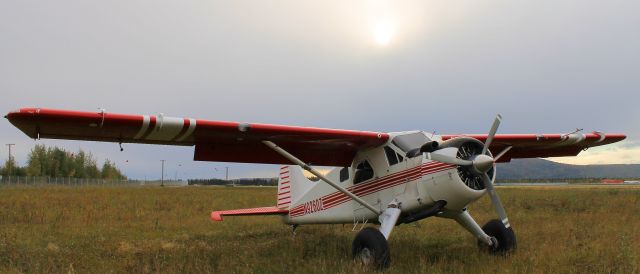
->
[339,167,349,182]
[384,146,399,166]
[384,146,405,166]
[354,160,374,184]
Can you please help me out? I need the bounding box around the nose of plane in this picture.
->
[472,154,494,174]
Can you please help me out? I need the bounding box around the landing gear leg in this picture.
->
[351,200,400,269]
[444,209,495,247]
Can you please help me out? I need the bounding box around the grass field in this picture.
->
[0,185,638,273]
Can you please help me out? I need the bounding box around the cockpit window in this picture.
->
[384,146,398,166]
[391,132,430,152]
[339,167,349,182]
[354,160,374,184]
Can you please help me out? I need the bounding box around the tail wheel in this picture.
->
[352,227,390,269]
[478,219,517,254]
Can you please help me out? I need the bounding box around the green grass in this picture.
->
[0,186,638,273]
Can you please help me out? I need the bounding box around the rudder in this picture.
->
[277,166,293,209]
[276,165,314,210]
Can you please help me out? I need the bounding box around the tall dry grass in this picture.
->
[0,185,638,273]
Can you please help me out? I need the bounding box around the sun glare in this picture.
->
[372,21,395,46]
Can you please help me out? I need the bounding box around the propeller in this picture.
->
[426,114,512,228]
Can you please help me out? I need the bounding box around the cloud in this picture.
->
[549,140,640,165]
[618,139,640,149]
[1,1,639,178]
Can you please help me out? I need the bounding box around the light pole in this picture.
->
[160,160,165,187]
[175,164,181,181]
[6,144,15,176]
[214,166,231,186]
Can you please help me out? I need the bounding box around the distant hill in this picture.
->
[497,158,640,179]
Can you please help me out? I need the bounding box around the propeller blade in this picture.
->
[493,146,513,162]
[482,114,502,155]
[482,173,510,228]
[426,153,473,166]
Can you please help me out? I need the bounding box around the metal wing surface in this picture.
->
[441,133,626,162]
[6,108,389,166]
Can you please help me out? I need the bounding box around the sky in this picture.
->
[1,1,638,179]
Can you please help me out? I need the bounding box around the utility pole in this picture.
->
[175,164,181,181]
[160,160,165,187]
[225,167,234,187]
[6,144,15,176]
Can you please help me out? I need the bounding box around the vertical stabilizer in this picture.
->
[276,165,314,210]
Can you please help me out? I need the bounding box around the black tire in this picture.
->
[352,227,390,269]
[478,219,517,254]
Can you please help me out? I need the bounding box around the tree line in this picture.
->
[0,145,127,179]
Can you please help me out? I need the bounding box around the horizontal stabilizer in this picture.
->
[210,206,289,222]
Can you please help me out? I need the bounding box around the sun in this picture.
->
[372,21,395,46]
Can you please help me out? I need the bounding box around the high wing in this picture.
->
[5,108,388,166]
[6,108,626,166]
[441,133,626,162]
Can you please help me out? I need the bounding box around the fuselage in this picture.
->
[282,131,493,225]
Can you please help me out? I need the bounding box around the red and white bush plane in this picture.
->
[6,108,626,268]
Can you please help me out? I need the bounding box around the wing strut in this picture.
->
[262,140,382,215]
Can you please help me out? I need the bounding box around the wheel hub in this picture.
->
[356,248,373,265]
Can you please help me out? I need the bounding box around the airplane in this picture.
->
[5,107,626,268]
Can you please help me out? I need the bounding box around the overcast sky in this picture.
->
[1,1,638,179]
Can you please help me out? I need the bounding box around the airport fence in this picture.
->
[0,175,186,187]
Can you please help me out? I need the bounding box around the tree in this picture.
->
[26,144,46,176]
[19,145,127,179]
[101,160,126,180]
[0,157,26,176]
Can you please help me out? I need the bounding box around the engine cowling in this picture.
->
[419,137,496,211]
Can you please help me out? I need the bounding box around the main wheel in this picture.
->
[352,227,390,269]
[478,219,516,254]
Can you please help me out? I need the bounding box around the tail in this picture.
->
[276,165,314,210]
[211,165,311,222]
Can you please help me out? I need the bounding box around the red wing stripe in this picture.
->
[280,171,289,175]
[280,181,290,185]
[280,166,288,170]
[139,116,157,140]
[279,185,290,191]
[278,196,291,201]
[170,118,190,141]
[134,115,150,139]
[278,191,291,196]
[280,176,290,180]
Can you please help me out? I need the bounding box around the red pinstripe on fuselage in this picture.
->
[289,162,455,217]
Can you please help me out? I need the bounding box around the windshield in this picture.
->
[391,132,430,152]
